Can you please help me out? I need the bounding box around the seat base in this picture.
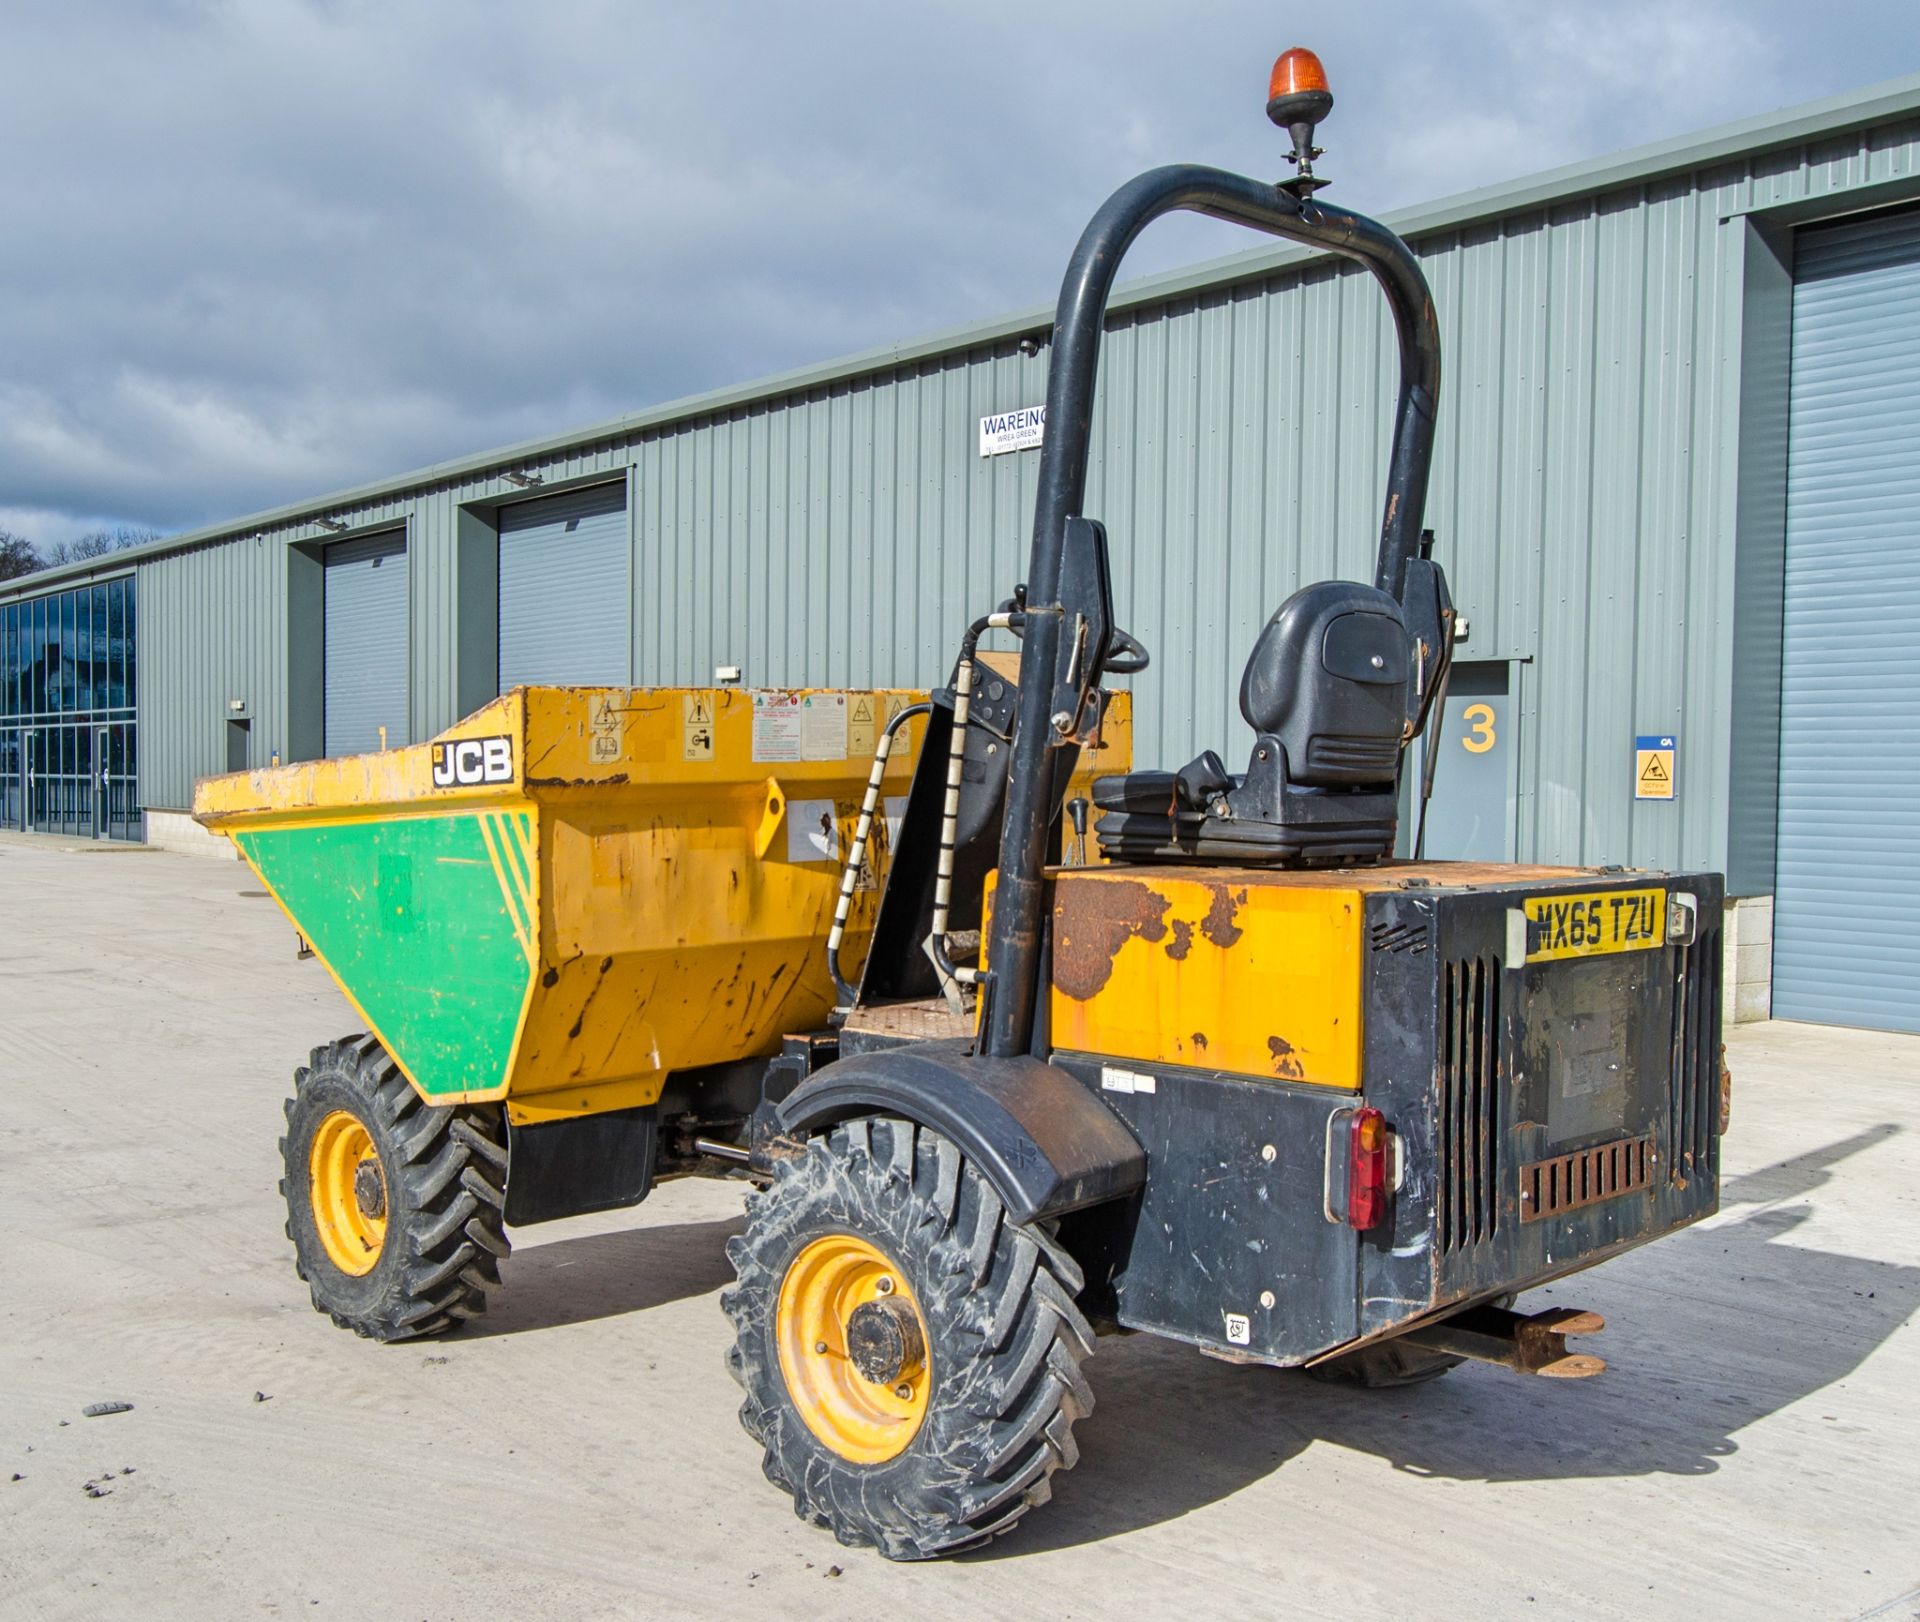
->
[1094,803,1398,867]
[1092,745,1399,869]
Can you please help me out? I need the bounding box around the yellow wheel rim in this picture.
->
[309,1109,388,1277]
[776,1234,931,1464]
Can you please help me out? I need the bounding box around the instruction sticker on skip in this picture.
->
[751,692,848,762]
[752,693,802,762]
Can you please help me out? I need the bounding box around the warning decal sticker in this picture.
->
[848,694,877,759]
[682,692,714,762]
[1634,734,1676,801]
[588,696,622,764]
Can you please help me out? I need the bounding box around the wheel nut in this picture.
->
[815,1340,829,1355]
[895,1384,913,1401]
[875,1276,894,1296]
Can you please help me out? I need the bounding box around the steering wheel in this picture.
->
[1102,627,1151,676]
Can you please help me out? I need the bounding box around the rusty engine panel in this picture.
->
[1046,863,1725,1365]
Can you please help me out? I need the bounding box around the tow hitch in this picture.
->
[1401,1304,1607,1378]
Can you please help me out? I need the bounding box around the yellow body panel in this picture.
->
[1046,860,1608,1089]
[1050,866,1366,1087]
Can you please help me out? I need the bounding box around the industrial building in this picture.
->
[3,77,1917,1034]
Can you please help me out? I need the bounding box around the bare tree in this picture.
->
[0,529,41,582]
[33,526,162,568]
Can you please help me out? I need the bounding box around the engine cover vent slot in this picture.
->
[1370,919,1429,954]
[1520,1136,1655,1223]
[1438,954,1501,1253]
[1668,926,1723,1188]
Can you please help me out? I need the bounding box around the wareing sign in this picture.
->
[979,405,1045,457]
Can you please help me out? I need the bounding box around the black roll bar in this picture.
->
[981,163,1443,1061]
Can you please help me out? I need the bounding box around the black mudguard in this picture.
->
[777,1047,1144,1224]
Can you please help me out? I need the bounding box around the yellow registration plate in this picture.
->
[1522,888,1666,963]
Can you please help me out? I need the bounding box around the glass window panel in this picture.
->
[49,595,61,713]
[110,579,125,711]
[72,589,89,714]
[32,597,47,717]
[124,578,136,715]
[70,591,84,713]
[90,585,107,715]
[2,602,14,719]
[58,592,75,711]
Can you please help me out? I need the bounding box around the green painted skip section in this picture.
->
[238,809,537,1098]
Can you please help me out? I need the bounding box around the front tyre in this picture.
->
[280,1034,510,1341]
[722,1117,1094,1560]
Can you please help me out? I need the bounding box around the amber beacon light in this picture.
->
[1267,47,1334,192]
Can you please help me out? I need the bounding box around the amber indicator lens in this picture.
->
[1268,46,1330,103]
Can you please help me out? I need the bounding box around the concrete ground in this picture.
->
[1,835,1916,1622]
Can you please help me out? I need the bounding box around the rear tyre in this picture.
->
[280,1034,510,1341]
[722,1117,1094,1560]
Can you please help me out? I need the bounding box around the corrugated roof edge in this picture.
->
[8,69,1920,601]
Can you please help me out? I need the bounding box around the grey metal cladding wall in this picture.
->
[136,534,286,809]
[634,350,1053,698]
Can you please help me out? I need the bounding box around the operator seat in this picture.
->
[1092,580,1411,866]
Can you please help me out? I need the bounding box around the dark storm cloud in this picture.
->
[1,0,1914,544]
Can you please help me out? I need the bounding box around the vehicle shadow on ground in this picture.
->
[462,1215,744,1337]
[976,1124,1918,1558]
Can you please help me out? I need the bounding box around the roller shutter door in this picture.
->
[498,482,629,690]
[1773,207,1920,1033]
[323,531,408,758]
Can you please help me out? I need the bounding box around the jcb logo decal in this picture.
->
[430,736,514,788]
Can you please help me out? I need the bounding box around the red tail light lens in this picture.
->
[1347,1107,1388,1230]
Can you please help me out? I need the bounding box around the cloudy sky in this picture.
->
[2,0,1916,550]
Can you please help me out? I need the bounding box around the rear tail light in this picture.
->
[1325,1105,1391,1231]
[1347,1107,1388,1230]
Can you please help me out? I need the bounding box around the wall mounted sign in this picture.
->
[1634,734,1676,801]
[979,405,1046,457]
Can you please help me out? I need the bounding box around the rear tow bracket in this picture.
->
[1400,1304,1607,1379]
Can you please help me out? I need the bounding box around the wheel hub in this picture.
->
[308,1109,388,1277]
[353,1159,387,1221]
[845,1297,926,1388]
[776,1234,932,1464]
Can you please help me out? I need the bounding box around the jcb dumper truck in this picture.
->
[196,47,1726,1560]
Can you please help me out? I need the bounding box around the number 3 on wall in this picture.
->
[1461,703,1496,754]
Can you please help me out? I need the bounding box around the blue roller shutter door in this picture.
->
[498,482,629,690]
[323,532,408,757]
[1773,208,1920,1033]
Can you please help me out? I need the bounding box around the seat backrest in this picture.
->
[1239,580,1411,786]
